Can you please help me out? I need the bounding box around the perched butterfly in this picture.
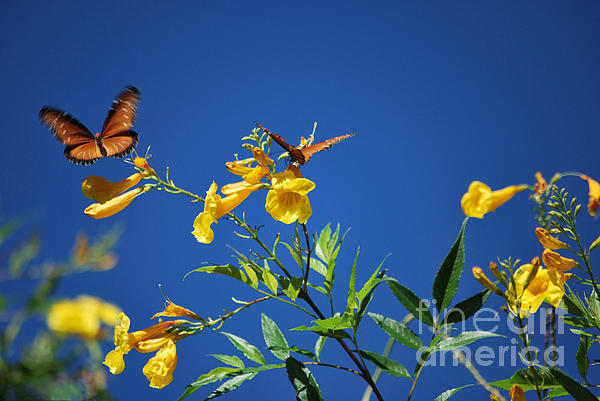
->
[255,122,354,165]
[39,86,140,165]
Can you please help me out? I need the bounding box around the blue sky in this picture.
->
[1,1,599,400]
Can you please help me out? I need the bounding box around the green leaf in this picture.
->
[368,313,423,350]
[356,256,389,306]
[209,354,244,368]
[285,357,323,401]
[355,276,388,332]
[315,223,332,262]
[262,268,278,294]
[549,367,598,401]
[432,218,467,313]
[561,293,587,317]
[288,345,317,361]
[206,373,258,400]
[359,350,411,379]
[430,331,503,352]
[177,367,237,400]
[346,248,359,312]
[279,276,302,301]
[239,260,259,289]
[262,314,290,361]
[387,279,434,326]
[444,289,491,324]
[313,313,353,331]
[222,332,266,365]
[186,264,250,285]
[283,242,304,269]
[432,385,472,401]
[291,325,351,339]
[306,257,327,276]
[563,316,595,329]
[490,367,568,396]
[314,336,326,361]
[577,334,591,381]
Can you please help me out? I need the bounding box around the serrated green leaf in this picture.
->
[206,373,258,400]
[561,293,587,317]
[186,264,250,285]
[432,219,467,313]
[549,367,597,401]
[314,336,326,361]
[239,260,258,289]
[262,268,278,294]
[315,224,332,262]
[432,385,472,401]
[306,257,327,276]
[222,332,266,365]
[288,345,317,361]
[359,350,411,379]
[262,314,290,361]
[283,242,304,268]
[562,316,595,329]
[291,325,351,339]
[346,248,359,312]
[177,367,238,400]
[444,289,491,324]
[576,334,591,382]
[313,313,353,331]
[368,313,423,350]
[431,331,503,352]
[387,280,434,326]
[355,276,388,332]
[209,354,244,368]
[279,276,302,301]
[285,357,323,401]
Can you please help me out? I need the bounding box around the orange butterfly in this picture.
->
[40,86,140,165]
[255,122,354,165]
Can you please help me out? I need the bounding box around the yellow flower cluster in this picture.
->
[103,300,199,389]
[192,147,316,244]
[47,295,121,339]
[82,156,155,219]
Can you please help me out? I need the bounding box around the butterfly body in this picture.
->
[255,122,353,165]
[40,86,140,165]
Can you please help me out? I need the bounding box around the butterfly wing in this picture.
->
[101,86,140,137]
[40,107,105,164]
[255,122,306,164]
[300,133,355,164]
[101,130,139,159]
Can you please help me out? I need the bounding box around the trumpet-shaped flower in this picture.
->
[225,147,272,184]
[142,339,177,389]
[134,156,157,176]
[82,173,143,204]
[461,181,526,218]
[47,295,121,339]
[152,299,202,321]
[581,174,600,216]
[265,165,315,224]
[85,186,149,219]
[542,249,577,272]
[192,181,260,244]
[507,263,570,317]
[535,227,568,250]
[472,267,504,296]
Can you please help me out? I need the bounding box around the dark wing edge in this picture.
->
[39,107,93,144]
[63,145,102,165]
[103,130,139,159]
[300,133,355,163]
[101,86,141,135]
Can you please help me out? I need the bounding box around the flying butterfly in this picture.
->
[39,86,140,165]
[255,122,354,165]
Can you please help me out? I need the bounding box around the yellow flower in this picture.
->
[507,263,569,317]
[532,171,547,198]
[134,156,157,176]
[142,339,177,389]
[151,299,202,321]
[191,181,260,244]
[542,249,577,272]
[510,384,526,401]
[103,313,186,376]
[85,186,149,219]
[581,174,600,216]
[225,147,272,184]
[535,227,568,250]
[82,173,143,204]
[47,295,120,339]
[472,267,504,296]
[265,165,315,224]
[461,181,526,218]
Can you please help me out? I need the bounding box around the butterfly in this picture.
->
[39,86,140,165]
[255,122,354,165]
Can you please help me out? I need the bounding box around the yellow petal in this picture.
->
[490,185,527,212]
[84,186,146,219]
[191,211,216,244]
[47,299,101,338]
[542,249,577,272]
[82,173,142,204]
[253,147,273,166]
[461,181,493,218]
[510,384,526,401]
[142,339,177,389]
[103,349,126,375]
[581,174,600,216]
[535,228,568,250]
[265,190,312,224]
[472,267,504,296]
[134,157,157,176]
